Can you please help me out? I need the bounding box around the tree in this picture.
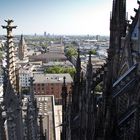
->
[64,67,76,77]
[90,49,97,55]
[95,83,103,92]
[71,41,78,46]
[45,66,76,77]
[22,88,29,95]
[66,48,78,58]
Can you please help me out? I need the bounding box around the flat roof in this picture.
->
[33,73,73,84]
[22,95,56,140]
[36,95,56,140]
[29,52,66,60]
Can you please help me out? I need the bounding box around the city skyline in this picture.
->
[0,0,138,35]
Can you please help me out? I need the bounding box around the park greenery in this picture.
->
[45,66,76,77]
[95,83,103,93]
[21,88,29,95]
[65,47,78,58]
[90,49,97,55]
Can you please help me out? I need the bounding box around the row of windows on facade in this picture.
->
[35,83,57,86]
[34,87,56,90]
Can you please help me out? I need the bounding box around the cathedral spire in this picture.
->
[103,0,127,138]
[85,51,92,97]
[87,51,92,78]
[2,20,24,140]
[109,0,127,81]
[71,48,82,140]
[111,0,126,36]
[29,77,35,103]
[75,48,81,82]
[2,20,17,92]
[72,48,81,112]
[61,77,67,140]
[0,105,6,140]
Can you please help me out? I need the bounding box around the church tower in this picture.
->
[18,34,27,60]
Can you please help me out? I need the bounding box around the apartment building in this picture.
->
[33,73,73,103]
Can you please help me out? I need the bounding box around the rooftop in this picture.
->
[44,61,74,67]
[33,73,73,84]
[29,52,67,62]
[36,95,56,140]
[22,95,56,140]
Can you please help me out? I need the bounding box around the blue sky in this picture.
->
[0,0,138,35]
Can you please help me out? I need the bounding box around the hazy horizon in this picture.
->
[0,0,138,36]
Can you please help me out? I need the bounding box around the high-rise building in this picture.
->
[44,31,47,37]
